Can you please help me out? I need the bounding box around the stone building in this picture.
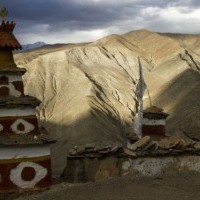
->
[0,19,55,192]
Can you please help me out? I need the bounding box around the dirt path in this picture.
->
[10,172,200,200]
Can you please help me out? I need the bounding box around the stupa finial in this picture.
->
[0,6,8,22]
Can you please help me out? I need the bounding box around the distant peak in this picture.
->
[92,33,123,45]
[18,41,47,52]
[126,29,152,34]
[135,29,151,32]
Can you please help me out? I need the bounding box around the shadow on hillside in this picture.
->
[39,110,133,177]
[153,68,200,138]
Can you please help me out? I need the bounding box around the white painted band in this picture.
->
[0,83,21,97]
[142,118,166,126]
[0,74,22,82]
[0,108,35,117]
[0,146,50,159]
[11,119,35,134]
[10,161,47,189]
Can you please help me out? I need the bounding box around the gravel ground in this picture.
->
[1,171,198,200]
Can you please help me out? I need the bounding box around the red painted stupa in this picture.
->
[142,106,169,138]
[0,7,55,193]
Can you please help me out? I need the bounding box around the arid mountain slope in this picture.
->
[14,29,200,176]
[161,32,200,55]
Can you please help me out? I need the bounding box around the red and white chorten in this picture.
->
[142,106,169,138]
[0,20,55,192]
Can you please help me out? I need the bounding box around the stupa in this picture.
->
[0,7,55,193]
[142,106,169,138]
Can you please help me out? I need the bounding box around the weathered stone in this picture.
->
[99,148,111,154]
[62,158,86,183]
[169,149,183,153]
[96,145,111,151]
[110,145,120,153]
[143,141,158,151]
[120,159,134,176]
[134,136,151,148]
[86,153,101,158]
[159,136,186,150]
[169,136,184,147]
[84,158,100,181]
[123,148,137,157]
[69,148,77,156]
[84,144,97,153]
[127,141,137,151]
[100,159,119,177]
[85,147,96,153]
[126,133,139,142]
[156,149,170,155]
[121,160,131,171]
[95,170,109,182]
[158,138,170,149]
[194,143,200,150]
[85,143,96,148]
[185,140,195,148]
[175,139,187,149]
[76,146,85,154]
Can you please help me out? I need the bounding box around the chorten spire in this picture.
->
[0,6,8,22]
[0,6,22,69]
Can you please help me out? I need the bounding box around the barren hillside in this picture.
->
[14,29,200,176]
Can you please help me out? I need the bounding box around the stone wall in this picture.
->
[63,154,200,183]
[120,155,200,176]
[63,135,200,182]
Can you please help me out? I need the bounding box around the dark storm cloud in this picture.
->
[0,0,200,43]
[181,0,200,7]
[139,0,200,8]
[1,0,140,31]
[0,0,143,43]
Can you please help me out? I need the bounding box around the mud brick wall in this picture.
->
[63,154,200,183]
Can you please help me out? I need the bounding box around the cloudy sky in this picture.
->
[1,0,200,44]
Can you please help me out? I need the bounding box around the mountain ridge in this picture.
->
[14,29,200,176]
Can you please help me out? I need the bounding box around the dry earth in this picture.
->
[0,172,198,200]
[14,29,200,176]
